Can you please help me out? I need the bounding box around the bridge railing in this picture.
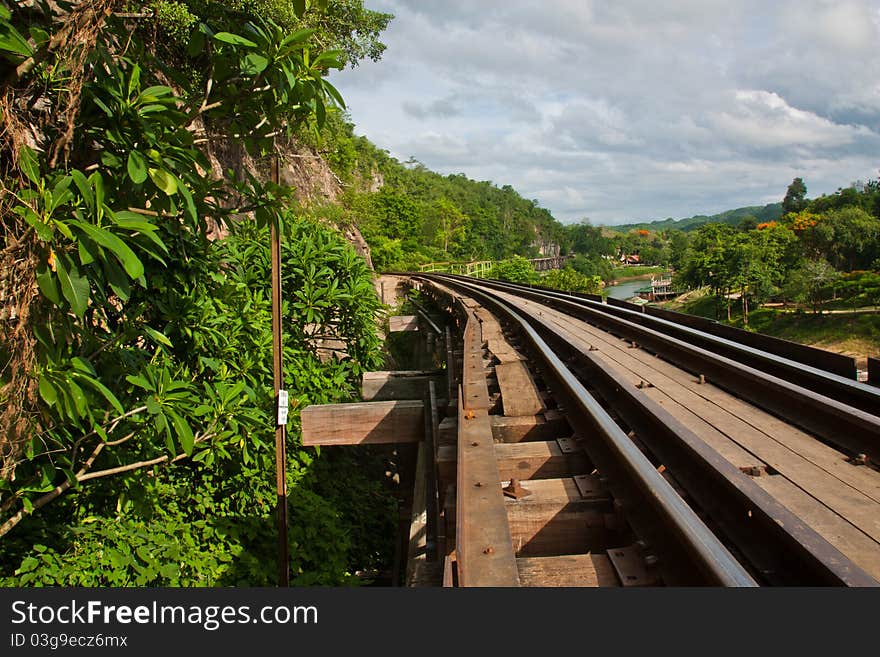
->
[419,255,571,277]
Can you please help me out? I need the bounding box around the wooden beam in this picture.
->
[495,361,546,417]
[517,554,620,587]
[456,314,519,587]
[490,411,570,443]
[361,370,445,401]
[505,477,614,557]
[406,441,430,585]
[494,441,588,481]
[389,315,419,332]
[300,400,423,445]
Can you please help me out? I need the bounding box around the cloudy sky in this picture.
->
[330,1,880,225]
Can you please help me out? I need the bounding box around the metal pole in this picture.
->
[271,153,289,586]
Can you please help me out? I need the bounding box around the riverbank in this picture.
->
[661,293,880,371]
[607,266,668,285]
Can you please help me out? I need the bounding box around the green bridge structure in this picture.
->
[418,255,572,278]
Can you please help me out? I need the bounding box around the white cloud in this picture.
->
[331,1,880,224]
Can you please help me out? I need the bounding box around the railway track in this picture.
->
[412,273,880,587]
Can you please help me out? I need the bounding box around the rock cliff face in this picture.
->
[201,132,373,269]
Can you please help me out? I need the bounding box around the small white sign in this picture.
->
[277,389,289,426]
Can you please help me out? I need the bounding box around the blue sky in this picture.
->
[330,1,880,225]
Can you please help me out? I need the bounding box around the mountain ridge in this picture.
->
[604,202,784,232]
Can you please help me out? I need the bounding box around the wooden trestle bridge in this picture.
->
[301,273,880,587]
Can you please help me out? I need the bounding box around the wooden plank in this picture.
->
[495,360,546,417]
[474,307,524,364]
[442,554,456,587]
[523,299,880,512]
[389,315,419,332]
[754,474,880,581]
[494,441,588,481]
[517,554,620,587]
[490,411,570,443]
[438,416,457,447]
[406,441,430,585]
[362,370,444,401]
[456,313,520,587]
[504,477,613,557]
[300,400,423,445]
[438,444,456,486]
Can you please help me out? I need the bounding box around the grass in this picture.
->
[662,291,880,368]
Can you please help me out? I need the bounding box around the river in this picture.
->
[606,278,649,300]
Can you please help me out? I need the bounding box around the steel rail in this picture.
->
[449,275,878,416]
[424,274,879,586]
[439,275,880,463]
[419,275,758,586]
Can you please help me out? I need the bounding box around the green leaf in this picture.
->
[103,258,131,302]
[66,379,87,416]
[292,0,307,18]
[213,32,258,48]
[29,27,49,47]
[35,264,61,305]
[175,177,197,223]
[78,238,97,265]
[146,396,161,415]
[73,372,124,415]
[108,549,129,569]
[148,168,178,196]
[159,563,179,579]
[0,20,33,57]
[144,326,173,348]
[72,221,144,279]
[54,253,90,317]
[187,25,206,56]
[240,52,269,75]
[128,63,141,97]
[321,79,346,109]
[18,145,41,184]
[126,375,152,391]
[139,85,174,99]
[167,409,195,456]
[70,357,96,375]
[38,376,57,406]
[281,28,314,47]
[70,170,94,211]
[127,151,148,184]
[17,557,39,575]
[92,173,105,219]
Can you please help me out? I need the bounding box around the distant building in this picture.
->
[619,253,641,265]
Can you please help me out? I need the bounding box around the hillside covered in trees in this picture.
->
[610,203,784,233]
[297,112,568,270]
[0,0,401,586]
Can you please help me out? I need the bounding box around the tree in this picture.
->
[487,256,538,284]
[541,267,604,294]
[782,177,808,214]
[0,1,395,585]
[783,259,840,312]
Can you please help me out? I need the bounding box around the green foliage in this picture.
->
[153,1,200,46]
[540,267,604,294]
[487,256,539,284]
[569,253,614,281]
[782,177,808,214]
[1,0,394,586]
[609,203,783,233]
[301,117,567,269]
